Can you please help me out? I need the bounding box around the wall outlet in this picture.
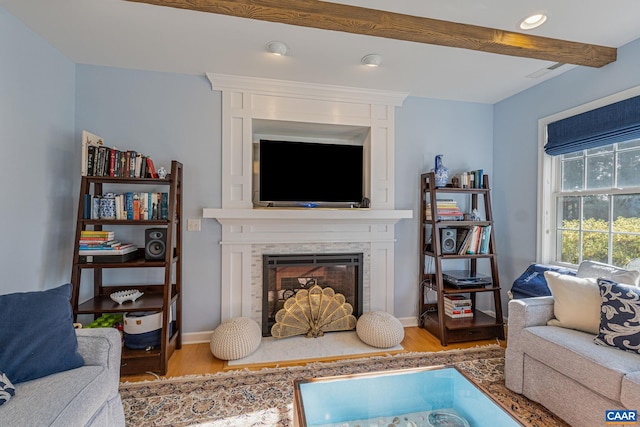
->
[187,218,201,232]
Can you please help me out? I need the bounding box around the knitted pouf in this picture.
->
[209,317,262,360]
[356,311,404,348]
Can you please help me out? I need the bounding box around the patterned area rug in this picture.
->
[119,345,569,427]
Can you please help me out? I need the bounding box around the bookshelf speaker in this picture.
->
[441,228,457,254]
[145,228,166,260]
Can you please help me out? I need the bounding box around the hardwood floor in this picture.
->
[120,327,506,383]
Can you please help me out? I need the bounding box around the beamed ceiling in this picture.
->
[3,0,640,103]
[126,0,616,68]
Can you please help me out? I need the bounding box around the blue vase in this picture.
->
[433,155,449,188]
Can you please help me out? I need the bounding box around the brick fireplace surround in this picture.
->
[203,74,412,331]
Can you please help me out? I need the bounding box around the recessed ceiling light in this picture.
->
[519,13,547,30]
[361,54,382,67]
[266,41,288,56]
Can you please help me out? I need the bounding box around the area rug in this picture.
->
[227,331,403,366]
[119,345,569,427]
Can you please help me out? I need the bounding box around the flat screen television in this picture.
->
[258,139,364,205]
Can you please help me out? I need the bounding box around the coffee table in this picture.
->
[293,365,521,426]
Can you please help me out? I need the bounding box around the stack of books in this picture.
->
[78,231,138,262]
[444,294,473,318]
[83,192,169,220]
[81,130,158,178]
[425,198,464,221]
[457,225,492,255]
[459,169,484,189]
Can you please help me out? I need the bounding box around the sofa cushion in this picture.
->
[595,279,640,354]
[0,371,15,406]
[544,271,600,334]
[0,284,84,383]
[577,260,640,285]
[519,325,640,402]
[4,365,109,427]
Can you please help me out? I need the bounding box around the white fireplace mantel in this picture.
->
[203,208,413,245]
[203,208,412,224]
[203,75,411,324]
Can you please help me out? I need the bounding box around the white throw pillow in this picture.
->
[576,260,640,285]
[544,271,601,334]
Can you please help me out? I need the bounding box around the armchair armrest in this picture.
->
[507,296,554,350]
[76,328,122,392]
[505,296,555,393]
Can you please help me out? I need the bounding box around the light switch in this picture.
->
[187,218,201,232]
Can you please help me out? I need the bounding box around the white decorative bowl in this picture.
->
[110,289,144,305]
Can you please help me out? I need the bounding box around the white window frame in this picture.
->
[537,85,640,266]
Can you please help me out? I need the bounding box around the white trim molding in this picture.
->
[537,85,640,264]
[203,74,411,326]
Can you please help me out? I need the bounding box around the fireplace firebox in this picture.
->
[262,253,363,336]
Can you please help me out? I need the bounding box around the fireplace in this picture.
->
[262,253,364,336]
[202,75,412,327]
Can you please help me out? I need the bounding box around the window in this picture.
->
[538,88,640,269]
[555,140,640,266]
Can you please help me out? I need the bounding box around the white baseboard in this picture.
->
[182,330,214,345]
[181,312,506,345]
[399,316,418,327]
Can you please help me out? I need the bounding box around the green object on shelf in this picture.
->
[84,313,123,328]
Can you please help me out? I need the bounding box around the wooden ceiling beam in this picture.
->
[126,0,616,68]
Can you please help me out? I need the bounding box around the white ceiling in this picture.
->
[3,0,640,103]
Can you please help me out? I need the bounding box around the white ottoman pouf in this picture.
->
[210,317,261,360]
[356,311,404,348]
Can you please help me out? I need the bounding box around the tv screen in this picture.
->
[259,139,363,204]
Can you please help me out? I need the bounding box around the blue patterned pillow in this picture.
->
[595,278,640,354]
[0,371,15,406]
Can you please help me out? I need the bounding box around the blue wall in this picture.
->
[0,6,76,293]
[394,97,493,316]
[3,3,640,333]
[75,66,222,333]
[493,37,640,314]
[71,67,493,332]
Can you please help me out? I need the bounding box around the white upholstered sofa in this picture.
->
[0,284,125,426]
[505,261,640,427]
[3,328,125,426]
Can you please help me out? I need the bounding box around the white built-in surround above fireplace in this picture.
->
[202,74,412,328]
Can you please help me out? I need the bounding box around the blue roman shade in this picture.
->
[545,95,640,156]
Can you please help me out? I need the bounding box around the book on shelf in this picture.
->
[444,294,472,306]
[444,295,474,317]
[446,309,474,318]
[80,131,161,178]
[78,240,123,249]
[146,157,158,178]
[161,193,169,219]
[456,229,471,254]
[78,244,137,256]
[132,194,140,220]
[85,191,169,220]
[140,192,149,220]
[81,131,105,176]
[425,198,464,221]
[458,225,491,254]
[134,153,143,178]
[466,226,482,254]
[80,230,115,239]
[459,169,485,189]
